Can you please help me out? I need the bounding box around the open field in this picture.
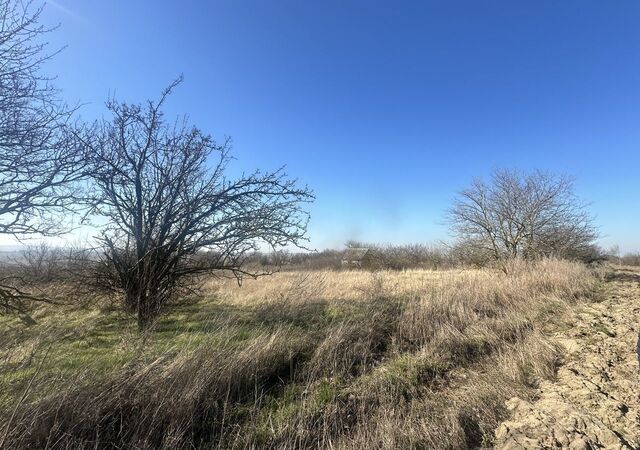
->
[0,259,612,449]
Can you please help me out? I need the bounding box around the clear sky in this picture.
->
[27,0,640,252]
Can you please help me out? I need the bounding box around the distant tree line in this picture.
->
[245,240,609,273]
[618,253,640,266]
[244,242,453,271]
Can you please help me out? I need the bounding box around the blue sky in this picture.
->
[30,1,640,251]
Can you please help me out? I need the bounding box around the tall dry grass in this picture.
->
[0,258,604,449]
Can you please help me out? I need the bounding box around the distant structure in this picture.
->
[341,247,379,269]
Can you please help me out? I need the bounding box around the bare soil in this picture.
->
[494,266,640,449]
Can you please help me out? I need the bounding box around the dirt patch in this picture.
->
[494,266,640,449]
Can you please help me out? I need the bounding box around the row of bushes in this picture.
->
[250,242,613,272]
[252,244,453,271]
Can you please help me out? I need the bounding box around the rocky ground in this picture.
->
[494,266,640,449]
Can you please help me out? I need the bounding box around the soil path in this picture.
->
[494,266,640,449]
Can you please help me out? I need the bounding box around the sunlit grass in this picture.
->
[0,260,606,448]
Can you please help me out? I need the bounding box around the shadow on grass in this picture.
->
[606,269,640,284]
[153,298,332,335]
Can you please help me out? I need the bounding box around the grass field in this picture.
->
[0,259,605,449]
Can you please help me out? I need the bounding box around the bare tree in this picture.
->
[0,0,84,237]
[79,80,313,329]
[0,0,85,321]
[447,169,598,269]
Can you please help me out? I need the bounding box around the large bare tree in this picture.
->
[0,0,84,320]
[0,0,83,237]
[447,169,598,268]
[80,80,313,329]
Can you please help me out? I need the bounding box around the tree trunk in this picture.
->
[137,291,151,330]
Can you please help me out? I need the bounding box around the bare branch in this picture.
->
[0,0,86,238]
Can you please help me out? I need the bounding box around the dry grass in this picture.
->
[0,259,605,449]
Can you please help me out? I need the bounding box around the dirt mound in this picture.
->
[494,267,640,449]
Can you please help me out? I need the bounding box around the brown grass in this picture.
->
[0,259,605,449]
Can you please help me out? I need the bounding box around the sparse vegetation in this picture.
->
[0,259,605,449]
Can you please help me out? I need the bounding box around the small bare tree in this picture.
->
[0,0,84,321]
[447,169,597,269]
[80,80,313,329]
